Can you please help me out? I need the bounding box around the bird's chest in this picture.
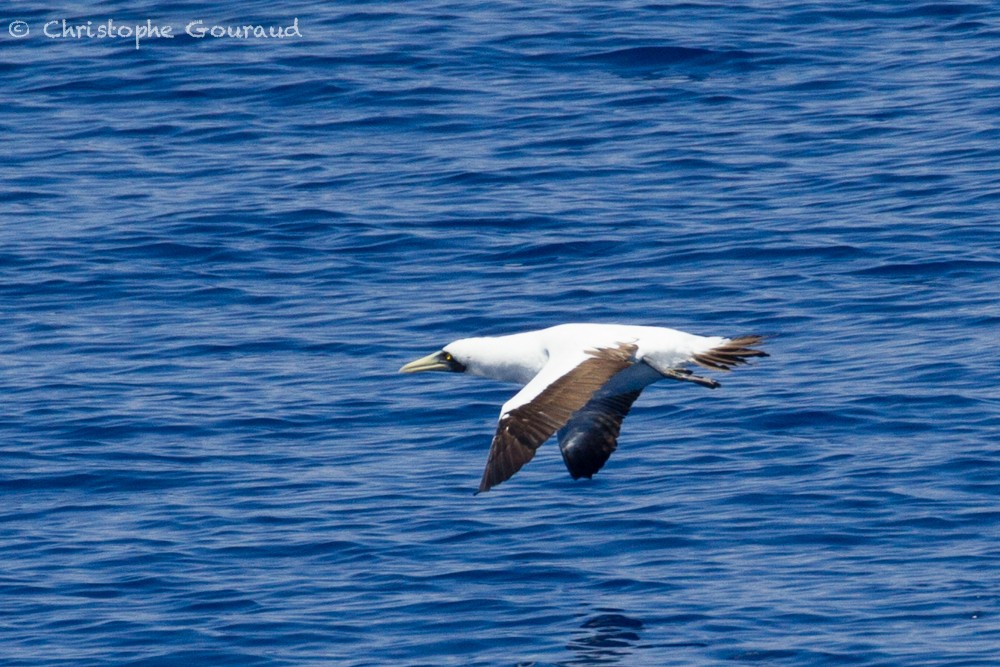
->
[469,352,548,385]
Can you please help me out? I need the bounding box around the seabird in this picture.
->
[399,323,767,493]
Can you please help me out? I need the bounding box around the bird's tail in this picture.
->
[692,335,769,371]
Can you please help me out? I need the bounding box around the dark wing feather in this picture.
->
[478,342,637,493]
[558,390,642,480]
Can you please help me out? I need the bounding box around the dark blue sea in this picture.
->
[3,1,1000,665]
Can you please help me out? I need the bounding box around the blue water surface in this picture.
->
[2,1,999,665]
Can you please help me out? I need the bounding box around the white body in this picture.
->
[444,323,726,417]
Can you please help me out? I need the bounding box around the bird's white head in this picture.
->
[398,337,498,376]
[400,334,545,384]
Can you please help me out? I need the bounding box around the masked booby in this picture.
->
[399,323,767,493]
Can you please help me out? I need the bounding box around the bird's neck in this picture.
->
[453,334,548,385]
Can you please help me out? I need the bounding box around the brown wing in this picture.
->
[477,342,637,493]
[557,390,642,480]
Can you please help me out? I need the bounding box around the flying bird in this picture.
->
[399,323,767,493]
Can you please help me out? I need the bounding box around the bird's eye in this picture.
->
[443,353,453,361]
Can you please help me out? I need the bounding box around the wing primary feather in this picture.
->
[558,390,642,480]
[477,342,637,493]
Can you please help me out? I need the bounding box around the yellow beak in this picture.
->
[399,350,453,373]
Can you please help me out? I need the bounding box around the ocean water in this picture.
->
[2,1,999,665]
